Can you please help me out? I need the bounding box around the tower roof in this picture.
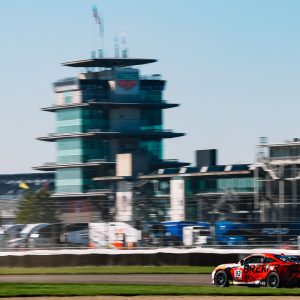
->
[63,58,157,68]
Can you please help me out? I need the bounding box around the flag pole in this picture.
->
[99,10,104,58]
[92,4,104,59]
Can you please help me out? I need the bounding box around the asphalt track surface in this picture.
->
[0,274,211,286]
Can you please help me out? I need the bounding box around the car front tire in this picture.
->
[266,272,281,288]
[214,270,229,287]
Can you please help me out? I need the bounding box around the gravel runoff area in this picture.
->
[1,297,300,300]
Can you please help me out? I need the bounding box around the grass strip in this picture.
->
[0,283,300,296]
[0,266,213,275]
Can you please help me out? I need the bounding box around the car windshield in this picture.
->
[275,255,299,262]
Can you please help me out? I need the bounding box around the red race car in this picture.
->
[212,253,300,288]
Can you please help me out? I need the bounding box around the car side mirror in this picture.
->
[240,259,244,266]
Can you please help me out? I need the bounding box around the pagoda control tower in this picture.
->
[35,57,186,222]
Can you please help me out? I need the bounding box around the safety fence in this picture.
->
[2,187,300,250]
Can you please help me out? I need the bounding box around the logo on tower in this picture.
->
[118,80,137,90]
[115,69,139,94]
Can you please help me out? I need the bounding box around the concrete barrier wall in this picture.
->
[0,248,295,267]
[0,253,241,267]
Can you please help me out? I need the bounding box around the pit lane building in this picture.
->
[94,149,269,225]
[256,138,300,222]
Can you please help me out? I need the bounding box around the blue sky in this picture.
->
[1,0,300,173]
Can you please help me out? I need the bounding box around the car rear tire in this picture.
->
[266,272,280,288]
[214,270,229,287]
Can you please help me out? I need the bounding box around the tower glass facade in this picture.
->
[37,58,185,198]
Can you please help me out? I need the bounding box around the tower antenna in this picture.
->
[114,35,120,58]
[120,24,129,58]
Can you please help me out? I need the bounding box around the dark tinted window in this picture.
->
[231,165,249,171]
[245,256,264,264]
[264,257,275,263]
[275,255,299,262]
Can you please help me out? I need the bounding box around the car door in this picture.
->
[229,258,246,283]
[242,255,265,283]
[231,266,244,283]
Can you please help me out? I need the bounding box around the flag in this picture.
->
[19,182,29,189]
[92,5,101,25]
[92,5,104,36]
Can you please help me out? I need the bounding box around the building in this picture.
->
[94,149,268,225]
[31,55,300,225]
[131,140,300,225]
[257,138,300,222]
[35,57,187,222]
[91,141,300,226]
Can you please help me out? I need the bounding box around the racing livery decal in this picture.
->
[212,253,300,288]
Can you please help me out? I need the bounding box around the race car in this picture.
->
[212,253,300,288]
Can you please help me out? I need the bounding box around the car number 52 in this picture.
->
[234,269,242,278]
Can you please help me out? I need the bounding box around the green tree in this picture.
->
[16,189,59,223]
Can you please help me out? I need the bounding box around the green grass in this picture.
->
[0,265,213,275]
[0,283,300,296]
